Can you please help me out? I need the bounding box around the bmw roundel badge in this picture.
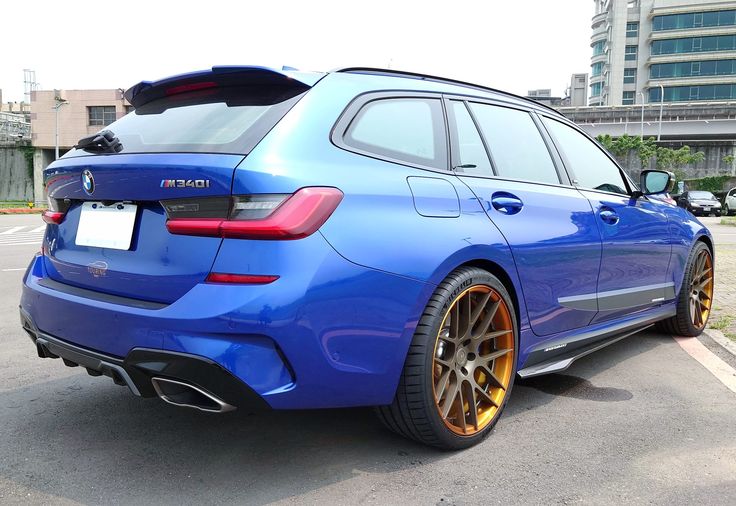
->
[81,169,95,195]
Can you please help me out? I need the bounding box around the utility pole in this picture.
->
[53,91,68,160]
[657,84,664,142]
[639,91,645,140]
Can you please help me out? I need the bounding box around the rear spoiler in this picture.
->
[124,66,324,108]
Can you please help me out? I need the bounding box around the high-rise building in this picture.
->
[589,0,736,105]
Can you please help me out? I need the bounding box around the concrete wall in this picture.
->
[0,147,34,201]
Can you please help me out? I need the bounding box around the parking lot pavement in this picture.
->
[1,213,736,505]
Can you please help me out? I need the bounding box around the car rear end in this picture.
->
[20,67,432,412]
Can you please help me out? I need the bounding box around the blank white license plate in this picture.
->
[76,202,137,250]
[703,207,711,211]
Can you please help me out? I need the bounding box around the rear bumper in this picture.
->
[20,235,433,409]
[20,308,270,412]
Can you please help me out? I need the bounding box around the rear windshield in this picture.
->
[690,191,716,199]
[64,86,305,157]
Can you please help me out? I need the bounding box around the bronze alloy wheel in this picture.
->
[432,285,515,436]
[689,247,714,329]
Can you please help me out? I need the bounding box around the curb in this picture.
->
[0,208,45,215]
[704,329,736,358]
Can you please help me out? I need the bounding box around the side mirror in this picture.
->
[639,170,675,196]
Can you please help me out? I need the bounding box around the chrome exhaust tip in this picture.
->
[151,377,236,413]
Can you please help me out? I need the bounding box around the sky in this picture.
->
[1,0,594,103]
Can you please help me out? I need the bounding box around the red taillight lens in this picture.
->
[205,273,279,284]
[41,210,65,225]
[164,187,343,240]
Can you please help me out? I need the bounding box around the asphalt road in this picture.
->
[1,214,735,505]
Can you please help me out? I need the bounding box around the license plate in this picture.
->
[703,207,711,212]
[76,202,137,250]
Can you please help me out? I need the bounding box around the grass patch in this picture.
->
[709,315,734,331]
[721,217,736,226]
[0,200,35,209]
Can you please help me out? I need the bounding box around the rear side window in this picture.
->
[64,86,305,156]
[468,103,560,185]
[344,98,447,169]
[542,118,629,195]
[448,101,493,176]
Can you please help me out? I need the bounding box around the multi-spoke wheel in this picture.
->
[376,267,517,450]
[688,247,713,330]
[657,241,714,337]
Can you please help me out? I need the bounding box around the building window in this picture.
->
[592,40,606,56]
[88,106,117,126]
[649,84,736,102]
[625,45,638,61]
[653,9,736,31]
[591,62,604,77]
[626,22,639,37]
[623,68,637,84]
[591,82,603,97]
[622,91,635,105]
[650,59,736,78]
[651,35,736,55]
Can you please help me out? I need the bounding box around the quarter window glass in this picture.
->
[469,103,559,185]
[345,98,446,169]
[449,101,492,176]
[543,118,629,195]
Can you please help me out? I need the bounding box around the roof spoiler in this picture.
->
[124,66,323,108]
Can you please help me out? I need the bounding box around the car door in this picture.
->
[540,115,673,324]
[726,188,736,214]
[446,98,602,337]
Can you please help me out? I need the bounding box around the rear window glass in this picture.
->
[64,86,305,156]
[343,98,447,169]
[689,191,716,199]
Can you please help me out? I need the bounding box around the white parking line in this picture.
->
[1,268,26,272]
[674,336,736,394]
[30,225,46,233]
[0,226,25,235]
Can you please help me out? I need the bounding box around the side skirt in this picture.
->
[517,305,676,378]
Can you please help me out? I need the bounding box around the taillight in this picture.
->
[41,211,65,225]
[42,197,70,225]
[163,187,343,240]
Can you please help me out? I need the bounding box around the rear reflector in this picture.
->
[165,187,343,240]
[41,211,65,225]
[206,273,279,284]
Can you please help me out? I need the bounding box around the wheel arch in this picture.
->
[456,258,523,330]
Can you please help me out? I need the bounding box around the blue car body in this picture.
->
[20,66,712,412]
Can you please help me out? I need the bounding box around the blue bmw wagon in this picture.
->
[20,66,714,450]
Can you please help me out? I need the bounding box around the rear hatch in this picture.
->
[42,67,319,304]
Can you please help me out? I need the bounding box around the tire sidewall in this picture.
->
[419,268,518,450]
[680,241,712,336]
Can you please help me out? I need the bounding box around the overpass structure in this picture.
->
[558,101,736,177]
[0,111,31,145]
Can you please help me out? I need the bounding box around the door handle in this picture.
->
[491,193,523,215]
[599,208,619,225]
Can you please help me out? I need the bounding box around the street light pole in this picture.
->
[639,91,645,140]
[657,83,664,142]
[53,95,68,160]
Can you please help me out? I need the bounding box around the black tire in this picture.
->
[656,241,713,337]
[715,211,721,217]
[375,267,517,450]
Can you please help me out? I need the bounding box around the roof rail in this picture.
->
[333,67,562,116]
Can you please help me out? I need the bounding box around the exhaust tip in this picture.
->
[151,377,236,413]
